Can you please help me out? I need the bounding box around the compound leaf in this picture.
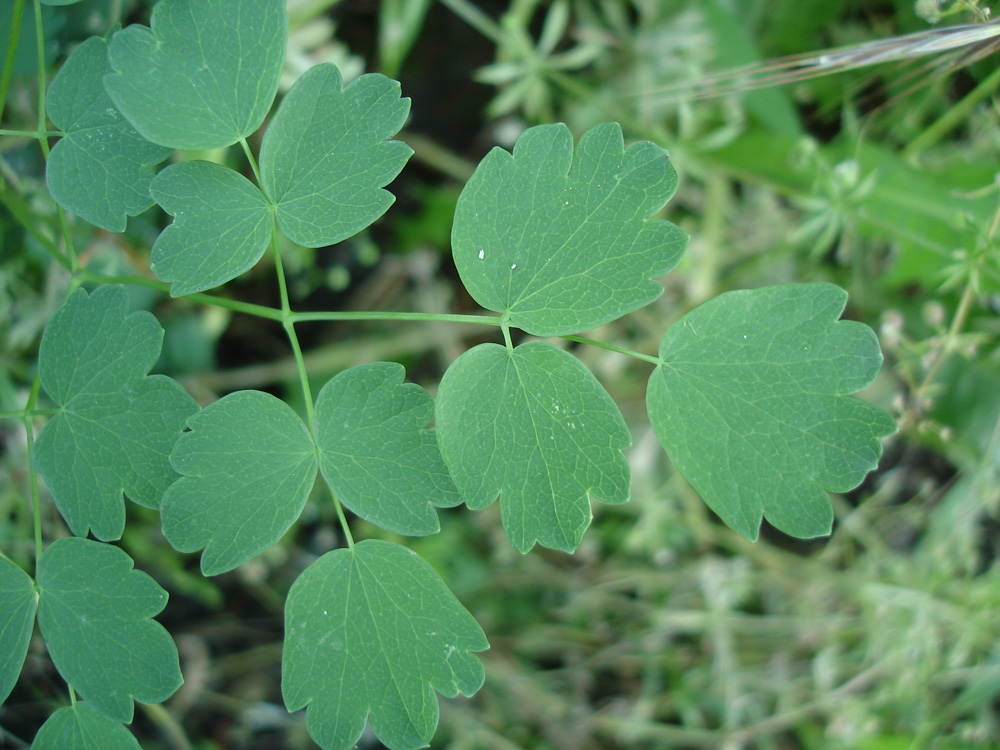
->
[161,390,318,576]
[149,161,272,296]
[646,283,897,540]
[46,36,172,232]
[283,540,488,750]
[435,341,631,553]
[452,122,687,336]
[259,63,412,248]
[31,703,142,750]
[0,555,36,706]
[104,0,286,150]
[33,285,198,541]
[313,363,460,536]
[36,537,180,724]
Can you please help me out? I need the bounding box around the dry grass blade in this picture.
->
[641,17,1000,105]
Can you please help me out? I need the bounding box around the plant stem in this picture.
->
[0,128,62,137]
[139,703,193,750]
[437,0,506,45]
[562,335,660,365]
[400,130,477,182]
[0,176,71,271]
[270,236,314,427]
[290,310,501,326]
[239,136,262,186]
[23,377,43,566]
[333,492,355,550]
[903,64,1000,160]
[0,0,27,124]
[30,0,79,275]
[77,270,286,319]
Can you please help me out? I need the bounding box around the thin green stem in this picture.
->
[1,176,71,270]
[33,0,44,134]
[290,310,502,326]
[270,235,314,427]
[0,0,27,123]
[333,492,355,550]
[903,65,1000,160]
[30,0,78,274]
[436,0,505,45]
[914,273,976,400]
[501,321,513,351]
[562,335,660,366]
[139,702,193,750]
[0,128,62,137]
[239,136,262,185]
[76,270,286,320]
[0,408,58,420]
[22,377,43,566]
[400,130,477,182]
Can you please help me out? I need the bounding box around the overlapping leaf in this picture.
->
[161,390,318,576]
[646,283,897,540]
[163,364,459,573]
[283,540,488,750]
[104,0,286,150]
[46,36,172,232]
[313,363,460,536]
[149,161,273,296]
[31,703,142,750]
[36,537,181,723]
[435,341,631,553]
[259,63,412,248]
[0,556,35,706]
[451,122,687,336]
[33,285,198,541]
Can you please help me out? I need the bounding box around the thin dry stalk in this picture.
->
[641,17,1000,105]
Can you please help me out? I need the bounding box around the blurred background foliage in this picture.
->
[2,0,1000,748]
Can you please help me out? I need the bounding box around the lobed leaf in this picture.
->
[435,341,631,553]
[646,283,897,540]
[149,161,272,296]
[45,36,172,232]
[33,285,198,541]
[31,703,142,750]
[161,390,318,576]
[259,63,412,248]
[0,555,36,706]
[282,540,488,750]
[36,537,181,723]
[104,0,286,150]
[451,122,687,336]
[313,363,461,536]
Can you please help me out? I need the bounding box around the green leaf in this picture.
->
[31,703,142,750]
[0,555,36,706]
[259,63,412,248]
[45,36,172,232]
[104,0,287,150]
[451,122,687,336]
[161,390,318,575]
[313,363,460,536]
[282,540,488,750]
[646,283,897,540]
[149,161,273,296]
[36,537,181,723]
[33,285,198,541]
[435,341,631,553]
